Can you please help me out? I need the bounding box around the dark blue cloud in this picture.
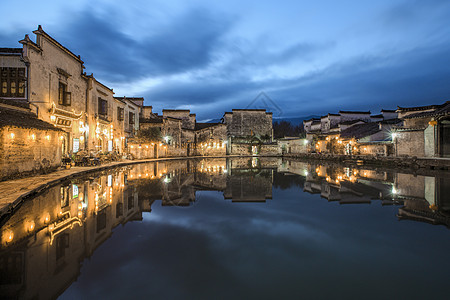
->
[1,1,450,119]
[269,41,450,116]
[58,8,235,82]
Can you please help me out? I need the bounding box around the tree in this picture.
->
[135,127,162,142]
[273,121,304,139]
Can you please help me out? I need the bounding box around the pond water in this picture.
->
[1,157,450,299]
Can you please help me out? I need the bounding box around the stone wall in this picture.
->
[230,143,252,155]
[194,143,226,156]
[0,126,62,180]
[278,139,308,154]
[225,110,273,139]
[128,143,189,159]
[396,129,425,157]
[424,125,436,157]
[25,32,86,123]
[129,143,157,159]
[359,143,393,156]
[396,173,426,199]
[163,118,182,146]
[230,143,279,156]
[162,110,195,130]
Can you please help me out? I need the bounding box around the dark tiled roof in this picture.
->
[339,111,371,114]
[303,118,321,123]
[381,109,396,113]
[397,103,442,112]
[371,114,383,118]
[0,48,22,54]
[195,122,221,130]
[403,102,450,119]
[163,109,190,112]
[0,107,63,131]
[380,118,402,124]
[0,99,30,109]
[140,117,163,124]
[232,109,267,112]
[340,123,380,139]
[339,119,366,126]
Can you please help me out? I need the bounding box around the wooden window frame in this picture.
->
[0,67,26,98]
[58,82,71,106]
[98,97,108,116]
[129,112,135,125]
[117,107,124,121]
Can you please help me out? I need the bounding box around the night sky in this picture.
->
[2,0,450,120]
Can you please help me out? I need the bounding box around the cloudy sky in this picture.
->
[1,0,450,120]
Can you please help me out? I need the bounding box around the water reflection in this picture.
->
[279,159,450,226]
[0,157,449,299]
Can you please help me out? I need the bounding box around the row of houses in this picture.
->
[130,108,275,159]
[279,102,450,158]
[0,26,275,180]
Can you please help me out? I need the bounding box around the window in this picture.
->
[96,209,107,233]
[98,97,108,116]
[129,112,135,125]
[117,107,124,121]
[56,233,69,260]
[116,202,123,218]
[58,82,71,106]
[0,67,26,98]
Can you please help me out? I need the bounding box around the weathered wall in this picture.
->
[165,145,187,157]
[23,30,86,154]
[225,110,273,139]
[0,126,62,180]
[424,125,436,157]
[163,118,182,146]
[230,143,251,155]
[396,130,425,157]
[359,143,392,156]
[25,33,86,123]
[194,142,226,156]
[403,117,430,128]
[129,143,157,159]
[396,173,426,199]
[162,110,195,130]
[260,144,279,155]
[278,139,308,154]
[230,143,279,156]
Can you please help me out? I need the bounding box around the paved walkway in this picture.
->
[0,155,239,218]
[0,161,133,214]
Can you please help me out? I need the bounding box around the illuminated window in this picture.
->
[0,67,26,98]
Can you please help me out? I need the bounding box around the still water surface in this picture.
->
[1,157,450,299]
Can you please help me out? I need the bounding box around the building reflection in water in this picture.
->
[0,157,449,298]
[278,158,450,226]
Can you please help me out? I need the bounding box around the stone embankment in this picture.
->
[0,156,232,224]
[284,153,450,171]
